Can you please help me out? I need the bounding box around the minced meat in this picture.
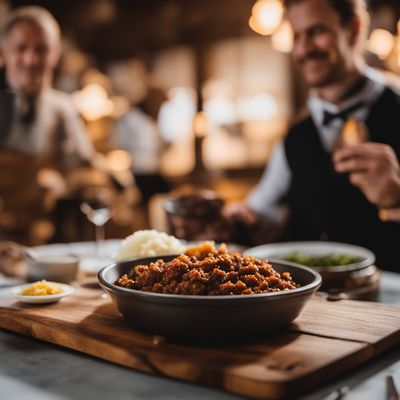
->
[115,243,299,295]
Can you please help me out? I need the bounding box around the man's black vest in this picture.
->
[284,87,400,271]
[0,69,15,144]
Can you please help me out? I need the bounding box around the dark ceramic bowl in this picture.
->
[98,256,321,342]
[164,191,226,241]
[164,190,224,218]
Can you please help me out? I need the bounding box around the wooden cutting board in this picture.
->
[0,278,399,400]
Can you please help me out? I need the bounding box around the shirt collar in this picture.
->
[307,75,385,128]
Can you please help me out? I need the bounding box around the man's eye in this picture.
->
[16,45,27,52]
[36,46,48,55]
[309,26,326,36]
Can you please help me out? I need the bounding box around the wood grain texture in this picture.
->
[0,279,399,400]
[292,293,400,353]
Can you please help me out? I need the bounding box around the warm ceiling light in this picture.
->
[249,15,275,36]
[106,150,133,172]
[367,29,395,60]
[158,87,197,141]
[272,20,293,53]
[250,0,284,36]
[72,84,114,121]
[204,97,236,125]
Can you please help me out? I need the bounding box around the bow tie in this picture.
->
[20,95,37,126]
[322,101,365,126]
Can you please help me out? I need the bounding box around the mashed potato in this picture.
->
[116,230,186,261]
[20,280,63,296]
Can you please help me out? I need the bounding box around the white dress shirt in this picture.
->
[246,74,385,225]
[4,88,93,163]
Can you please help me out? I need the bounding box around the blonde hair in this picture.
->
[0,6,61,47]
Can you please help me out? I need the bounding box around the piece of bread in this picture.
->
[338,117,368,147]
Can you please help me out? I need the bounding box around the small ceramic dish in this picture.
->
[6,283,75,304]
[27,255,80,283]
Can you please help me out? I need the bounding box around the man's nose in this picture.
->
[22,48,41,66]
[294,35,315,60]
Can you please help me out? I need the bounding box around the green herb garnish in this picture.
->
[285,252,363,267]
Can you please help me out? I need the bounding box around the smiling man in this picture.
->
[288,0,366,94]
[224,0,400,271]
[0,5,93,163]
[2,12,58,96]
[0,6,94,244]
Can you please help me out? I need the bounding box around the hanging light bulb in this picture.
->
[367,29,395,60]
[249,0,284,36]
[272,20,293,52]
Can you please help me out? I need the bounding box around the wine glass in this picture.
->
[80,188,114,256]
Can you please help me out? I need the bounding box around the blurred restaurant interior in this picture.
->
[2,2,400,399]
[1,0,400,246]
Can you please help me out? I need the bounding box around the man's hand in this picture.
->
[222,202,260,227]
[333,143,400,209]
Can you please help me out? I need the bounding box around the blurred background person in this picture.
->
[0,6,94,244]
[113,85,171,203]
[0,5,93,165]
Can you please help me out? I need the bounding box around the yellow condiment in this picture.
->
[20,280,63,296]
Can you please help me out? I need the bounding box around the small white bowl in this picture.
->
[11,283,74,304]
[27,255,79,283]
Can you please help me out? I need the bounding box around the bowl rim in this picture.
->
[244,241,375,272]
[98,257,322,301]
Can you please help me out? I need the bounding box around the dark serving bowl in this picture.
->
[98,256,321,342]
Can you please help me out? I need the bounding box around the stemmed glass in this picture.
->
[80,188,114,257]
